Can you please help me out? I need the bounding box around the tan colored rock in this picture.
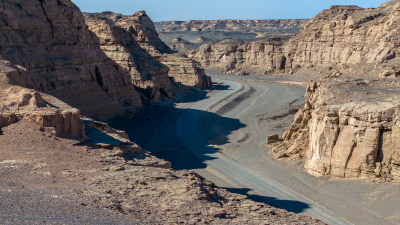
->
[85,11,212,90]
[269,79,400,181]
[156,19,308,33]
[84,15,173,101]
[189,38,286,74]
[0,0,142,119]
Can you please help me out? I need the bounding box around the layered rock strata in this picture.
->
[0,0,142,119]
[0,61,84,138]
[281,2,400,74]
[85,11,212,89]
[84,15,173,101]
[155,19,308,33]
[190,2,400,76]
[268,79,400,181]
[189,38,285,75]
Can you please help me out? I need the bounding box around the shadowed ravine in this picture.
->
[111,77,351,224]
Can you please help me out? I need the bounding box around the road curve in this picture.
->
[175,78,350,225]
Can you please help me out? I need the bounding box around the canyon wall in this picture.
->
[155,19,308,34]
[268,80,400,181]
[189,38,285,75]
[85,11,211,89]
[281,3,400,74]
[266,1,400,181]
[0,0,142,119]
[84,15,173,101]
[190,2,400,76]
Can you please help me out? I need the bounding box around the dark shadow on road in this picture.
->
[173,82,231,104]
[110,103,245,170]
[223,187,310,214]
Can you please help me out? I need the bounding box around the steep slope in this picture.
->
[156,19,308,33]
[281,3,400,74]
[84,15,173,101]
[0,0,141,119]
[268,1,400,181]
[189,38,285,75]
[85,11,212,89]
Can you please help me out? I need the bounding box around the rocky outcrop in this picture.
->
[190,2,400,76]
[189,38,285,75]
[84,15,173,101]
[116,11,212,88]
[268,79,400,181]
[0,0,142,119]
[85,11,212,89]
[155,19,308,34]
[280,2,400,74]
[160,53,212,87]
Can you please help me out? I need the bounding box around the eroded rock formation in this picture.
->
[0,60,84,138]
[190,2,400,76]
[189,38,285,75]
[266,1,400,181]
[0,0,142,119]
[156,19,308,34]
[268,79,400,181]
[280,2,400,74]
[84,15,173,101]
[85,11,212,89]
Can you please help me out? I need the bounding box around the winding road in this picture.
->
[174,78,350,225]
[128,74,399,225]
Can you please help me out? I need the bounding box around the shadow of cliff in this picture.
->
[110,103,245,170]
[109,87,311,215]
[172,81,230,104]
[223,187,310,214]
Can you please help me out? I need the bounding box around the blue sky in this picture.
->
[73,0,390,22]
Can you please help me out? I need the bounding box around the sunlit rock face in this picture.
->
[85,11,212,91]
[281,2,400,74]
[269,80,400,181]
[0,0,143,119]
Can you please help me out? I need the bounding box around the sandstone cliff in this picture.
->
[190,2,400,76]
[85,11,212,89]
[189,38,285,75]
[0,0,142,119]
[156,19,308,34]
[279,2,400,74]
[266,1,400,181]
[268,79,400,181]
[0,60,84,138]
[84,15,173,101]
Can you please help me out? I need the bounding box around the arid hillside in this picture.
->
[267,1,400,182]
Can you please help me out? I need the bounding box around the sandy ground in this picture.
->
[119,71,400,225]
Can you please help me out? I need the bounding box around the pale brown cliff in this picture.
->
[155,19,308,34]
[189,38,285,75]
[268,79,400,181]
[190,2,400,76]
[84,15,173,101]
[280,2,400,74]
[85,11,212,89]
[0,0,142,119]
[266,1,400,181]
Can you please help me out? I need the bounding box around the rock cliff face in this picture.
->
[156,19,308,33]
[280,2,400,74]
[85,11,212,89]
[266,1,400,181]
[84,15,173,101]
[190,2,400,76]
[0,60,84,138]
[268,79,400,181]
[0,0,142,119]
[189,38,285,75]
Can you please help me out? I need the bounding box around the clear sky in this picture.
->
[72,0,390,22]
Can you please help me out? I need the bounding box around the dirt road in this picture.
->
[123,73,400,225]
